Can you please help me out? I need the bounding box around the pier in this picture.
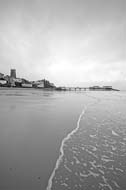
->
[56,87,89,91]
[56,86,119,91]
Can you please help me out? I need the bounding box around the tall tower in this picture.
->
[10,69,16,78]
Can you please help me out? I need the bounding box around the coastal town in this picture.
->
[0,69,119,91]
[0,69,55,89]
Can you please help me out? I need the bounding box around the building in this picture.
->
[32,80,44,88]
[9,77,15,87]
[89,86,102,90]
[32,79,55,88]
[37,83,44,88]
[14,78,22,87]
[21,78,32,88]
[10,69,16,78]
[0,78,7,86]
[102,86,112,90]
[43,79,55,88]
[4,75,11,86]
[49,83,55,88]
[89,85,113,91]
[22,83,32,88]
[0,73,4,78]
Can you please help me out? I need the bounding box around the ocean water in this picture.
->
[0,89,126,190]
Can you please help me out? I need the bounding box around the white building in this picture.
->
[22,83,32,88]
[37,82,44,88]
[0,79,7,85]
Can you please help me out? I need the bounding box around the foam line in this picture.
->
[46,107,87,190]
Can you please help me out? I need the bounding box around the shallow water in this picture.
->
[0,89,126,190]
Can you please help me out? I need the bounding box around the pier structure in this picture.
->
[56,87,88,91]
[56,86,119,91]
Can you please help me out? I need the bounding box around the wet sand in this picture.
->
[47,92,126,190]
[0,88,93,190]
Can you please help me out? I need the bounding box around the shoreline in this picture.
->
[46,94,101,190]
[46,92,126,189]
[46,107,87,190]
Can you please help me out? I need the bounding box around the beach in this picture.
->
[0,89,126,190]
[47,91,126,190]
[0,88,91,190]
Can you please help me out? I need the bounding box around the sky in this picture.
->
[0,0,125,87]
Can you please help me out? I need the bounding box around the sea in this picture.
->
[0,88,126,190]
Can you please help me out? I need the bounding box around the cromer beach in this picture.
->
[0,89,126,190]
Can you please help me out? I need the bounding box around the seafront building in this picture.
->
[32,79,55,88]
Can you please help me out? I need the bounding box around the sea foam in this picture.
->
[46,107,87,190]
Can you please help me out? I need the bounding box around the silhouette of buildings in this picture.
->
[0,69,55,89]
[32,79,55,88]
[1,69,117,91]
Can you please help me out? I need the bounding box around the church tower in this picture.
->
[10,69,16,78]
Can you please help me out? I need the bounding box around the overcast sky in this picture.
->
[0,0,125,86]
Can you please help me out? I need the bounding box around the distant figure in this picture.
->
[10,69,16,78]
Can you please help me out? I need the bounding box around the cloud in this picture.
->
[0,0,125,86]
